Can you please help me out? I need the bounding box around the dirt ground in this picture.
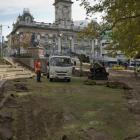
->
[110,70,140,115]
[110,70,140,140]
[0,71,140,140]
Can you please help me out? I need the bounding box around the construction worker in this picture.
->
[35,59,41,82]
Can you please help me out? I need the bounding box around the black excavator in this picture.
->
[88,62,109,80]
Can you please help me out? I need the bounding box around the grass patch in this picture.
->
[5,77,140,140]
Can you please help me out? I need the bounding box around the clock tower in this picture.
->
[54,0,73,28]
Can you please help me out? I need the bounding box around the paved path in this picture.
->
[0,58,35,81]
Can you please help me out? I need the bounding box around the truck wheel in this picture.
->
[50,78,53,82]
[67,79,71,82]
[47,74,49,79]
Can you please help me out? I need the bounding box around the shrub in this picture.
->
[111,65,125,70]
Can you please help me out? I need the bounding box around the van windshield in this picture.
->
[50,57,72,67]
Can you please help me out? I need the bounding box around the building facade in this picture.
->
[7,0,126,64]
[7,0,94,57]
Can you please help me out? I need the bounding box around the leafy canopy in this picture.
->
[77,0,140,58]
[78,20,100,39]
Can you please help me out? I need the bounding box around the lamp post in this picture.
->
[0,24,10,58]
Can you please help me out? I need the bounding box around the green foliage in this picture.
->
[77,0,140,58]
[79,54,90,63]
[78,20,100,39]
[112,19,140,58]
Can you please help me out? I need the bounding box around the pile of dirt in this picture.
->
[58,128,112,140]
[14,83,28,92]
[106,81,132,89]
[84,79,108,86]
[78,128,113,140]
[124,135,140,140]
[84,80,133,89]
[3,80,29,93]
[84,79,96,85]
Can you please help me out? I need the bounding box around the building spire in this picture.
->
[54,0,73,27]
[23,8,30,14]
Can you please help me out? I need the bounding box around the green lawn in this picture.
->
[4,77,140,140]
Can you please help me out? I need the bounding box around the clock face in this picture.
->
[62,6,70,20]
[25,16,31,22]
[55,3,71,23]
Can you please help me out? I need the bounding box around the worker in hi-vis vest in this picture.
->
[35,59,42,82]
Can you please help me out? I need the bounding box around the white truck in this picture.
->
[47,55,73,82]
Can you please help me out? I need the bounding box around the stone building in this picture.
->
[7,0,94,57]
[6,0,127,65]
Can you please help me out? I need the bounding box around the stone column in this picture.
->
[58,36,61,54]
[71,37,74,52]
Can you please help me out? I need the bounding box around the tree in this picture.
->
[76,0,140,58]
[77,20,100,76]
[78,20,100,39]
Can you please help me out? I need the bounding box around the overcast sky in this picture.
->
[0,0,100,38]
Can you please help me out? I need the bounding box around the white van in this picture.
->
[47,55,73,82]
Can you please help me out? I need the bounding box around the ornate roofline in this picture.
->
[53,0,73,5]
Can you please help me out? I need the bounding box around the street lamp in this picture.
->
[0,24,10,58]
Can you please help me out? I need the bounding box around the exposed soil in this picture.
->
[110,70,140,114]
[110,70,140,140]
[0,80,64,140]
[12,96,63,140]
[0,71,140,140]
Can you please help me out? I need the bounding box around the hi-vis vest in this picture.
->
[35,61,41,72]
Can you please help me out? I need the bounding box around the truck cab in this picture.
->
[47,55,73,82]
